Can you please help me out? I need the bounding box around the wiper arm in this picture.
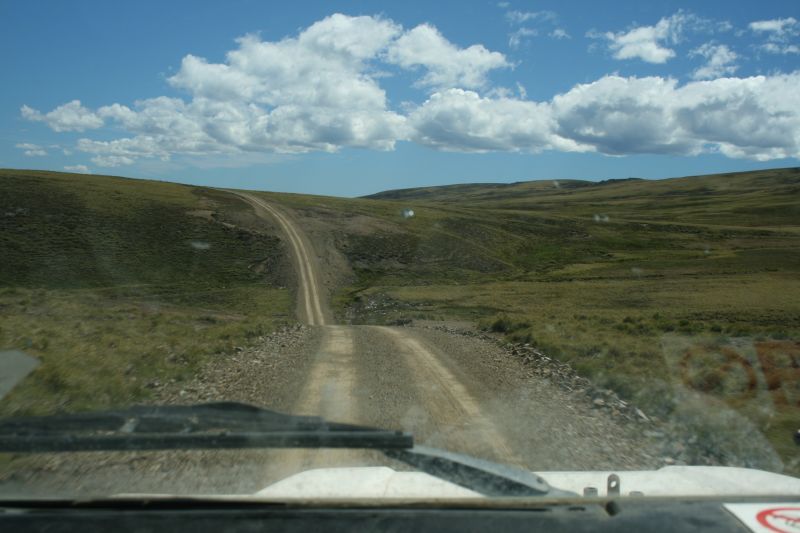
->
[386,446,574,497]
[0,402,573,497]
[0,402,412,452]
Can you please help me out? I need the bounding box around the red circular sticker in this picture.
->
[756,507,800,533]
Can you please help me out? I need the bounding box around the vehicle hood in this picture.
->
[254,465,800,499]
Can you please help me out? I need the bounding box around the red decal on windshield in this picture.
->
[757,507,800,533]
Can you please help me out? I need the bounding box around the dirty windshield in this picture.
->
[1,0,799,500]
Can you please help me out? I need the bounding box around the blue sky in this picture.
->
[2,0,799,196]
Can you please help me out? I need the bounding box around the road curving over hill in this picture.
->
[230,191,327,325]
[226,190,661,482]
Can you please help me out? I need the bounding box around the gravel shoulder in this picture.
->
[395,326,658,470]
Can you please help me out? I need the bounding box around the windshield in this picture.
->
[1,0,799,501]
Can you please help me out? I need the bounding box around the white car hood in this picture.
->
[255,465,800,499]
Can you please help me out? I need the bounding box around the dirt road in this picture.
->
[228,192,659,482]
[232,192,527,463]
[233,192,327,325]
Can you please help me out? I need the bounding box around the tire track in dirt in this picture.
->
[259,326,375,483]
[231,191,326,325]
[375,326,520,465]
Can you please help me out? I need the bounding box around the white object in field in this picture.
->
[255,466,800,499]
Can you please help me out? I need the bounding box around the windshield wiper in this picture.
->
[386,445,572,497]
[0,402,411,452]
[0,402,572,497]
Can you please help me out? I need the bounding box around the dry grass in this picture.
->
[0,170,292,416]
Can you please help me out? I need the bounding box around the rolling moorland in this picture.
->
[0,169,293,415]
[250,167,800,468]
[0,167,798,471]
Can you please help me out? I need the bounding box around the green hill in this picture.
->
[0,169,291,415]
[364,178,594,202]
[367,167,800,226]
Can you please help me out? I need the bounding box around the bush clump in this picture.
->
[490,315,513,333]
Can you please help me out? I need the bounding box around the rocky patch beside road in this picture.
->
[156,324,318,409]
[413,321,784,472]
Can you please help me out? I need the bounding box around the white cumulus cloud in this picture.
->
[509,28,537,49]
[21,100,104,132]
[26,14,513,163]
[749,17,799,55]
[552,73,800,160]
[409,73,800,160]
[552,76,693,154]
[760,43,800,55]
[749,17,797,35]
[503,8,565,47]
[15,143,47,156]
[64,165,91,173]
[596,11,697,63]
[690,43,739,80]
[17,13,800,164]
[505,10,557,25]
[386,24,509,89]
[674,73,800,160]
[28,14,417,164]
[77,136,172,167]
[409,88,582,152]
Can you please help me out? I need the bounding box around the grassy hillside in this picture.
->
[3,167,797,471]
[367,168,800,226]
[0,170,291,415]
[364,178,595,202]
[255,167,800,472]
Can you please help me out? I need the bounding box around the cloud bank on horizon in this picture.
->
[18,11,800,170]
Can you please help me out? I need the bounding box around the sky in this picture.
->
[1,0,799,197]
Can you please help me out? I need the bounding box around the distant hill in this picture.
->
[364,167,800,227]
[364,178,593,201]
[0,169,287,289]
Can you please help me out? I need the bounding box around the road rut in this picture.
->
[232,192,327,325]
[232,192,656,483]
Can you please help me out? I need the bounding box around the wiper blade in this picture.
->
[0,403,572,497]
[0,402,412,452]
[386,446,574,497]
